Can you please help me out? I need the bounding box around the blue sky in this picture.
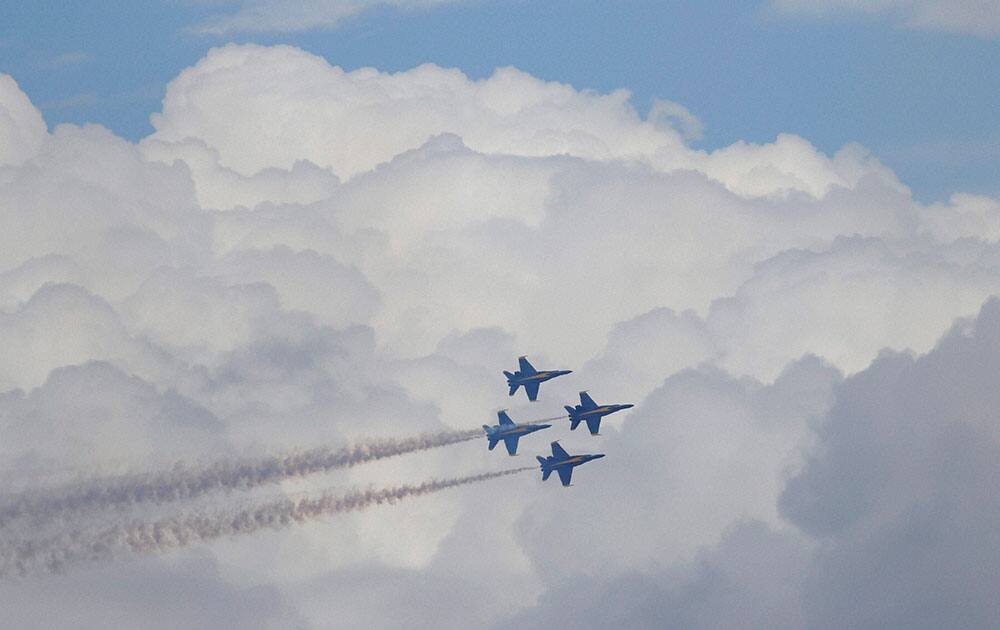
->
[1,0,997,201]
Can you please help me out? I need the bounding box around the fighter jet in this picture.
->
[482,410,552,456]
[536,441,605,486]
[565,391,634,435]
[504,356,572,402]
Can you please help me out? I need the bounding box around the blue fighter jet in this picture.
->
[565,391,634,435]
[504,356,572,401]
[483,410,552,456]
[536,441,605,486]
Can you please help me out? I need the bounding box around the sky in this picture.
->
[1,0,998,201]
[1,1,1000,629]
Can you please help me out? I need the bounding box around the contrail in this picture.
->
[0,467,534,577]
[0,428,485,528]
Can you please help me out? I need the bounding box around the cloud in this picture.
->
[499,299,1000,629]
[0,555,299,629]
[148,44,901,202]
[190,0,470,35]
[0,284,180,391]
[779,298,1000,628]
[38,93,101,111]
[140,137,340,210]
[514,357,839,581]
[41,51,95,69]
[2,43,1000,627]
[502,521,810,630]
[769,0,1000,38]
[649,98,704,142]
[0,75,47,167]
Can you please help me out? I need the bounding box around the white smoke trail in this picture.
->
[0,428,484,528]
[0,467,534,577]
[535,415,570,423]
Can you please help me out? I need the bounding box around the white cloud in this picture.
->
[0,75,47,167]
[769,0,1000,37]
[648,98,704,142]
[41,51,95,69]
[141,137,340,210]
[191,0,470,35]
[515,357,839,578]
[149,45,903,200]
[0,284,180,391]
[2,46,1000,627]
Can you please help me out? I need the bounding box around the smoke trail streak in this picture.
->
[0,467,533,577]
[529,414,570,423]
[0,428,484,528]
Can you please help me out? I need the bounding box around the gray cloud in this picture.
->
[502,521,810,630]
[780,298,1000,628]
[0,555,299,629]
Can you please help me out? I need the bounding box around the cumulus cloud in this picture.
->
[2,40,1000,627]
[0,75,47,167]
[0,556,299,628]
[501,299,1000,630]
[515,357,839,580]
[769,0,1000,38]
[503,521,811,630]
[147,44,902,202]
[779,298,1000,628]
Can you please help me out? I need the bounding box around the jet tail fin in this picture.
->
[537,456,552,481]
[570,418,582,431]
[505,371,519,397]
[564,405,575,415]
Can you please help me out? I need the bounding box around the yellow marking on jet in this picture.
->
[524,372,555,381]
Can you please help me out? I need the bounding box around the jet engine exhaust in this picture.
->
[0,467,533,577]
[0,428,485,528]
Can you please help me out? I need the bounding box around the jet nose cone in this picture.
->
[593,453,606,459]
[540,424,552,429]
[622,404,635,409]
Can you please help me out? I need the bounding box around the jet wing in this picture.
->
[551,441,570,459]
[524,382,540,401]
[504,436,520,456]
[586,417,601,435]
[498,411,515,426]
[579,391,597,409]
[557,467,573,486]
[518,356,537,375]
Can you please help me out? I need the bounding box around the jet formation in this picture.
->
[484,356,632,486]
